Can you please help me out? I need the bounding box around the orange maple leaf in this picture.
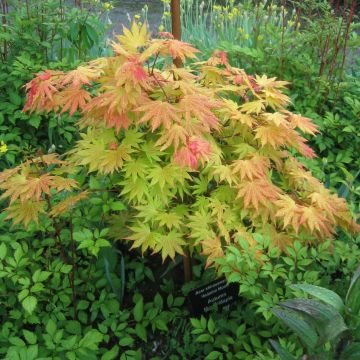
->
[60,66,101,87]
[56,88,92,116]
[159,39,200,62]
[255,124,289,148]
[179,94,220,132]
[136,100,182,131]
[236,179,280,210]
[231,155,269,180]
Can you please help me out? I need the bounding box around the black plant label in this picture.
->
[188,277,239,317]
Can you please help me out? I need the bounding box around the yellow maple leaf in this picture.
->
[231,155,269,180]
[240,100,265,115]
[6,200,46,227]
[201,237,224,268]
[116,22,150,54]
[50,191,89,217]
[153,231,186,262]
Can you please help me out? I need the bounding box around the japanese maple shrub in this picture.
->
[0,23,358,266]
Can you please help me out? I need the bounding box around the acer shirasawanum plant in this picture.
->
[0,22,359,268]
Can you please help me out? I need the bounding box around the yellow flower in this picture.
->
[244,33,250,40]
[164,11,171,18]
[158,24,165,32]
[0,141,7,153]
[102,2,113,10]
[134,14,141,20]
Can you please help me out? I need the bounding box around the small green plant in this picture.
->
[271,265,360,360]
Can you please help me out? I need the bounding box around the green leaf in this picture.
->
[119,337,134,347]
[27,345,39,360]
[22,296,37,314]
[9,92,22,106]
[281,299,347,343]
[205,351,222,360]
[65,320,82,335]
[207,317,216,335]
[79,330,103,349]
[133,297,144,322]
[110,201,126,211]
[272,307,318,351]
[29,116,41,129]
[101,345,119,360]
[270,340,297,360]
[23,329,37,345]
[339,343,360,360]
[290,283,344,313]
[46,319,57,336]
[0,243,7,260]
[346,265,360,315]
[155,319,168,331]
[196,333,213,343]
[135,323,147,342]
[9,336,26,347]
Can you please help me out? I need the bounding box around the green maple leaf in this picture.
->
[153,231,186,261]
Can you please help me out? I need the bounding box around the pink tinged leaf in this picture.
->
[157,32,174,39]
[174,137,212,169]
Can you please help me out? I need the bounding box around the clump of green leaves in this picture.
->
[271,266,360,360]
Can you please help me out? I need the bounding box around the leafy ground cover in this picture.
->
[0,1,359,359]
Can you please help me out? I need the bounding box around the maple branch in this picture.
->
[69,216,78,320]
[45,194,69,264]
[151,73,170,102]
[150,52,160,75]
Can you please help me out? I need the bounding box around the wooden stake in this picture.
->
[171,0,183,67]
[171,0,192,282]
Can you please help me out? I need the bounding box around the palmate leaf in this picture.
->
[240,100,265,114]
[236,179,280,210]
[50,191,89,217]
[231,155,269,181]
[56,87,92,116]
[126,223,158,254]
[116,22,150,54]
[255,124,289,148]
[179,94,220,132]
[6,200,46,227]
[153,231,186,262]
[156,211,183,230]
[120,177,149,203]
[201,236,224,268]
[155,123,188,151]
[159,39,200,62]
[70,128,138,174]
[136,100,182,131]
